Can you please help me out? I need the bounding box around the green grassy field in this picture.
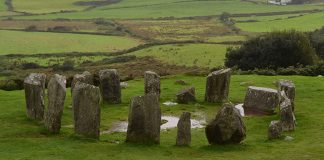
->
[129,44,229,68]
[235,12,324,32]
[0,75,323,159]
[16,0,324,20]
[0,30,142,55]
[11,0,92,14]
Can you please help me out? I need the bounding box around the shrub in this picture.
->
[225,30,318,70]
[25,25,38,31]
[0,79,23,91]
[21,62,41,69]
[53,60,75,71]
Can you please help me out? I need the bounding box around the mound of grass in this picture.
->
[129,43,229,68]
[0,30,142,55]
[0,75,324,159]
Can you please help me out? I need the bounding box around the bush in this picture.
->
[0,79,24,91]
[48,26,73,32]
[25,25,38,31]
[21,62,41,69]
[225,30,318,70]
[53,60,75,71]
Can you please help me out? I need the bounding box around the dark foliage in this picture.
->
[21,62,41,69]
[225,30,317,70]
[310,26,324,59]
[53,60,75,71]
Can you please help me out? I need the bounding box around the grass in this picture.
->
[11,0,92,14]
[0,74,324,159]
[16,0,324,20]
[235,12,324,32]
[0,30,142,55]
[129,43,229,68]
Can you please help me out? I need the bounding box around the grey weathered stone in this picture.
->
[205,68,231,103]
[99,69,121,104]
[243,86,279,115]
[279,91,296,131]
[144,71,160,97]
[268,120,282,140]
[24,73,46,120]
[73,82,101,139]
[176,87,196,104]
[44,74,66,133]
[205,104,246,144]
[176,112,191,146]
[278,80,295,111]
[175,80,188,85]
[126,94,161,144]
[71,71,93,95]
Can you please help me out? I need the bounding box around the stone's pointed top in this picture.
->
[24,73,46,85]
[248,86,278,93]
[145,71,159,76]
[209,68,231,76]
[52,74,66,91]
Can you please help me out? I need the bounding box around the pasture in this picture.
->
[0,75,324,159]
[0,30,142,55]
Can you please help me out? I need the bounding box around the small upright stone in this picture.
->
[73,82,100,139]
[176,112,191,146]
[279,91,296,131]
[45,74,66,133]
[144,71,160,97]
[71,71,93,95]
[205,68,231,103]
[205,104,246,144]
[126,94,161,144]
[24,73,46,120]
[99,69,121,104]
[176,87,196,104]
[268,120,282,140]
[243,86,279,115]
[278,80,296,111]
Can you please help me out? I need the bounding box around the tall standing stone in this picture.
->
[279,91,296,131]
[278,80,296,111]
[126,94,161,144]
[73,82,101,139]
[205,69,231,103]
[205,104,246,144]
[24,73,46,120]
[99,69,121,104]
[45,74,66,133]
[243,86,279,115]
[176,112,191,146]
[144,71,160,97]
[71,71,93,95]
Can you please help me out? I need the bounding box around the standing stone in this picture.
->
[73,82,100,139]
[24,73,46,120]
[279,91,296,131]
[243,86,279,115]
[176,112,191,146]
[268,120,282,140]
[278,80,296,111]
[126,94,161,144]
[205,68,231,103]
[99,69,121,104]
[205,104,246,144]
[44,74,66,133]
[71,71,93,95]
[144,71,160,97]
[176,87,196,104]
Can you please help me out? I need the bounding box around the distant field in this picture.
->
[235,12,324,32]
[129,44,229,68]
[0,0,6,11]
[12,0,92,14]
[119,19,235,42]
[0,30,142,55]
[16,0,324,19]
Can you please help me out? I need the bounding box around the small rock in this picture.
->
[268,120,282,140]
[120,82,128,89]
[163,101,178,106]
[234,103,245,117]
[239,81,254,86]
[175,80,188,85]
[284,136,294,141]
[176,87,196,104]
[176,112,191,146]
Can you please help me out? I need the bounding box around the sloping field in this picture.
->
[235,12,324,32]
[0,30,142,55]
[17,0,324,19]
[129,44,229,68]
